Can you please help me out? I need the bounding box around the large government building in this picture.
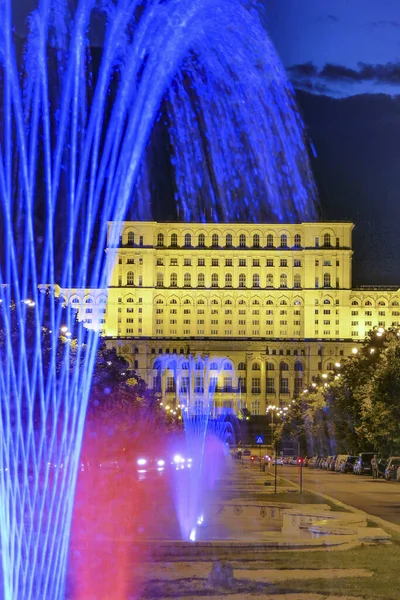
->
[51,221,400,416]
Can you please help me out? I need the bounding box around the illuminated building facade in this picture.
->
[52,221,400,415]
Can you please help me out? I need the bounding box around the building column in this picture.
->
[260,354,267,416]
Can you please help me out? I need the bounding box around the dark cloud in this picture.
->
[371,20,400,29]
[288,61,400,89]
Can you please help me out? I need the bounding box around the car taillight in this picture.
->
[250,456,255,461]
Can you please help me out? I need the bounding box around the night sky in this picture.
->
[11,0,400,284]
[264,0,400,97]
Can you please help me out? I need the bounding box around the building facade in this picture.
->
[53,221,400,416]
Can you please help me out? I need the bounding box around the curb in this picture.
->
[277,474,400,538]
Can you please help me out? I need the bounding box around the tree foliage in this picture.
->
[288,328,400,456]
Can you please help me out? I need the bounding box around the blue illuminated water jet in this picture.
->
[0,0,316,596]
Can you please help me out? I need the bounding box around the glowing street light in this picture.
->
[335,362,341,368]
[351,348,358,354]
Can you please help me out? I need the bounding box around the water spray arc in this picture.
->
[0,0,316,596]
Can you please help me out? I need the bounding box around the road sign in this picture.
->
[255,435,264,444]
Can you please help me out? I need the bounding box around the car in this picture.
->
[354,452,375,476]
[307,456,318,468]
[340,456,358,473]
[377,458,388,479]
[243,449,251,457]
[328,455,338,471]
[335,454,348,472]
[384,456,400,480]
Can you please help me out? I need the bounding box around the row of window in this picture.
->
[156,258,304,267]
[155,273,309,288]
[154,232,336,249]
[159,376,303,395]
[153,359,304,371]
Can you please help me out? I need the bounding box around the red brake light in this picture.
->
[250,456,255,461]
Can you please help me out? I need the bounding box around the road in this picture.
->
[279,464,400,526]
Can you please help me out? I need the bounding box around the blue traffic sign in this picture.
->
[255,435,265,444]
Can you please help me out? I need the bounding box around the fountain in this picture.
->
[0,0,317,597]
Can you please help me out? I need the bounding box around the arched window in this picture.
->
[211,299,219,305]
[238,362,246,370]
[323,233,331,247]
[266,234,274,248]
[127,297,134,303]
[181,362,190,370]
[294,299,301,305]
[239,274,246,288]
[238,299,246,305]
[212,233,219,247]
[211,273,219,287]
[294,274,301,289]
[210,362,218,370]
[323,299,331,304]
[127,231,134,245]
[323,273,331,288]
[184,273,191,287]
[326,362,334,371]
[365,300,372,306]
[267,362,275,370]
[392,300,399,306]
[153,359,162,370]
[223,362,233,370]
[266,299,273,305]
[170,233,178,247]
[156,298,164,304]
[378,300,387,306]
[280,234,288,248]
[294,362,303,372]
[198,233,205,247]
[294,233,301,248]
[266,273,273,287]
[71,297,80,304]
[351,300,359,306]
[252,362,261,370]
[280,299,288,305]
[225,273,233,287]
[157,233,164,246]
[225,299,232,305]
[197,299,205,304]
[280,273,287,288]
[184,233,191,247]
[156,273,164,287]
[85,297,94,304]
[280,361,289,371]
[170,273,177,287]
[126,271,134,285]
[252,299,260,305]
[239,234,246,248]
[198,273,205,287]
[253,234,260,248]
[195,361,204,370]
[170,298,177,304]
[253,273,260,288]
[184,299,192,304]
[226,233,233,247]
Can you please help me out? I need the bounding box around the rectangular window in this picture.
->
[252,319,259,325]
[184,258,191,266]
[251,377,261,393]
[225,319,232,325]
[194,377,204,393]
[323,320,331,325]
[155,319,163,325]
[266,377,275,393]
[183,309,191,314]
[212,258,219,266]
[156,308,163,314]
[351,331,359,337]
[197,309,205,314]
[323,309,331,315]
[198,258,205,266]
[170,319,177,324]
[293,259,301,267]
[126,318,134,323]
[280,378,289,394]
[323,330,331,335]
[365,310,372,316]
[253,259,260,267]
[365,321,372,326]
[239,320,246,325]
[351,321,359,326]
[127,258,134,264]
[211,329,218,335]
[225,309,233,314]
[294,378,303,396]
[225,259,233,266]
[223,377,232,392]
[211,320,218,325]
[197,319,204,325]
[239,309,246,315]
[280,320,287,325]
[252,309,260,315]
[315,277,319,288]
[183,319,191,325]
[180,377,190,393]
[294,320,301,326]
[280,310,287,315]
[280,259,288,267]
[239,259,246,267]
[170,309,177,314]
[266,320,273,325]
[351,310,358,316]
[166,376,175,392]
[378,311,386,316]
[266,259,274,267]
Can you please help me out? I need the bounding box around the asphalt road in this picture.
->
[279,464,400,526]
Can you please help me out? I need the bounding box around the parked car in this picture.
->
[354,452,375,476]
[243,449,251,457]
[340,456,358,473]
[307,456,318,468]
[377,458,388,479]
[335,454,348,472]
[384,456,400,480]
[328,455,338,471]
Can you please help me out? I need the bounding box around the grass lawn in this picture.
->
[249,535,400,600]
